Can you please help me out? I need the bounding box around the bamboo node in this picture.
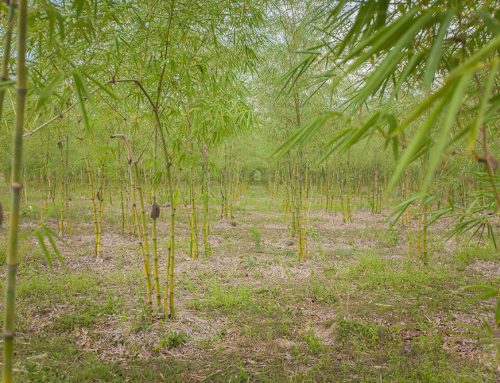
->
[3,331,15,339]
[11,182,22,190]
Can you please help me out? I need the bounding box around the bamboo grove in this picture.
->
[0,0,499,381]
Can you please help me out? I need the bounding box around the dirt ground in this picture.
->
[0,186,499,382]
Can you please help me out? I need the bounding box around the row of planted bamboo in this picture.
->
[18,142,481,315]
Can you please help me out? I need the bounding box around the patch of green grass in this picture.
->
[454,246,499,270]
[332,247,352,258]
[186,281,256,314]
[249,226,263,253]
[0,244,5,265]
[336,317,380,346]
[156,331,188,350]
[308,279,338,304]
[207,283,254,310]
[303,330,324,353]
[344,252,456,294]
[245,255,256,267]
[17,271,101,306]
[16,335,188,383]
[51,297,123,332]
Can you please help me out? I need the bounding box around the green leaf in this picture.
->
[386,96,447,193]
[388,193,424,224]
[345,8,420,67]
[273,112,342,159]
[0,80,16,90]
[480,10,500,36]
[495,298,500,325]
[351,11,436,105]
[422,71,472,192]
[83,71,119,100]
[72,70,91,132]
[34,230,53,269]
[392,50,425,97]
[341,113,379,151]
[316,128,352,164]
[422,10,454,88]
[37,72,64,111]
[467,58,499,150]
[41,224,64,265]
[463,285,499,302]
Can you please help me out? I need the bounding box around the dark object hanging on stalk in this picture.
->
[151,203,160,219]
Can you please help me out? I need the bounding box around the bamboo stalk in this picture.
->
[151,212,161,309]
[151,130,161,310]
[3,1,27,381]
[189,165,199,259]
[85,160,99,257]
[166,165,176,317]
[112,135,153,314]
[0,0,17,124]
[97,169,103,258]
[201,144,211,257]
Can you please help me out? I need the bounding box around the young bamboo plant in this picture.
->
[111,134,155,315]
[85,159,100,257]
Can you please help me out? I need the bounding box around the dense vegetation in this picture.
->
[0,1,498,382]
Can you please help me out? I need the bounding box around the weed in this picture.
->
[249,227,262,253]
[303,330,324,353]
[156,331,188,350]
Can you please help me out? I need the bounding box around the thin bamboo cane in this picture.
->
[151,131,161,310]
[201,144,211,257]
[3,1,27,381]
[0,0,17,124]
[85,160,99,257]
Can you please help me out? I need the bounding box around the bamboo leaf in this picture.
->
[352,12,436,105]
[273,112,342,158]
[41,224,64,265]
[392,50,425,97]
[37,72,64,111]
[83,71,119,100]
[423,9,454,88]
[388,193,423,223]
[34,230,53,269]
[0,80,16,90]
[467,59,499,150]
[72,70,91,132]
[341,113,379,151]
[316,128,352,164]
[463,285,498,302]
[480,10,500,36]
[496,298,500,325]
[387,96,447,193]
[422,71,472,192]
[393,35,500,136]
[345,8,420,68]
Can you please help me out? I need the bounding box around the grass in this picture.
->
[0,186,497,382]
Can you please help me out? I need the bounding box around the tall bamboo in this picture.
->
[3,1,27,381]
[189,165,199,259]
[85,160,99,257]
[0,0,17,124]
[96,168,104,257]
[151,131,161,309]
[201,144,211,257]
[112,135,153,314]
